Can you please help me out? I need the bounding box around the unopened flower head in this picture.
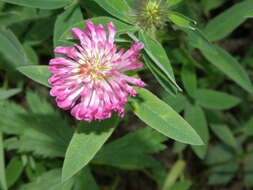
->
[135,0,168,31]
[48,21,145,121]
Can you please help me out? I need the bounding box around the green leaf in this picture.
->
[60,16,136,41]
[24,17,55,45]
[169,180,192,190]
[72,167,99,190]
[201,0,226,13]
[162,160,186,190]
[246,11,253,18]
[205,144,235,165]
[93,0,133,23]
[181,63,197,97]
[94,127,167,169]
[139,31,181,92]
[21,167,98,190]
[23,43,39,65]
[203,0,253,41]
[144,55,178,96]
[244,117,253,136]
[62,116,119,182]
[0,101,27,135]
[161,91,187,113]
[17,65,51,87]
[0,7,53,26]
[54,6,83,48]
[195,89,241,110]
[0,133,7,190]
[210,124,238,149]
[208,163,239,185]
[0,88,21,100]
[6,156,24,188]
[205,144,239,185]
[0,0,73,9]
[0,7,37,26]
[184,104,209,159]
[3,92,73,158]
[131,88,203,145]
[166,0,184,8]
[173,142,187,153]
[168,11,196,30]
[244,156,253,188]
[0,28,30,69]
[186,29,253,94]
[20,169,74,190]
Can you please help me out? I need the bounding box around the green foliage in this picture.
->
[204,0,253,41]
[2,91,73,157]
[0,28,30,69]
[94,127,167,169]
[0,0,73,9]
[210,124,238,149]
[139,31,180,94]
[0,88,21,100]
[194,89,241,110]
[62,116,119,182]
[18,66,51,87]
[60,16,137,41]
[6,156,24,188]
[0,133,7,190]
[184,104,209,159]
[186,29,253,94]
[131,88,203,145]
[93,0,134,23]
[53,6,83,47]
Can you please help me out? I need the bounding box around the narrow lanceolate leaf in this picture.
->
[17,66,51,88]
[62,116,119,182]
[131,88,203,145]
[0,88,21,100]
[204,0,253,42]
[244,156,253,188]
[168,11,196,30]
[162,160,186,190]
[195,89,241,110]
[60,17,136,41]
[139,32,181,92]
[244,117,253,136]
[210,124,238,149]
[0,28,30,69]
[169,181,192,190]
[0,133,7,190]
[181,63,197,97]
[23,43,39,65]
[94,127,167,169]
[0,0,72,9]
[166,0,184,7]
[205,144,239,185]
[93,0,134,24]
[184,104,209,159]
[186,29,253,94]
[54,6,83,47]
[161,91,187,113]
[202,0,226,13]
[144,55,178,96]
[246,12,253,18]
[6,157,24,188]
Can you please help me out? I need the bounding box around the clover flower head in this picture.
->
[135,0,168,31]
[48,21,145,121]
